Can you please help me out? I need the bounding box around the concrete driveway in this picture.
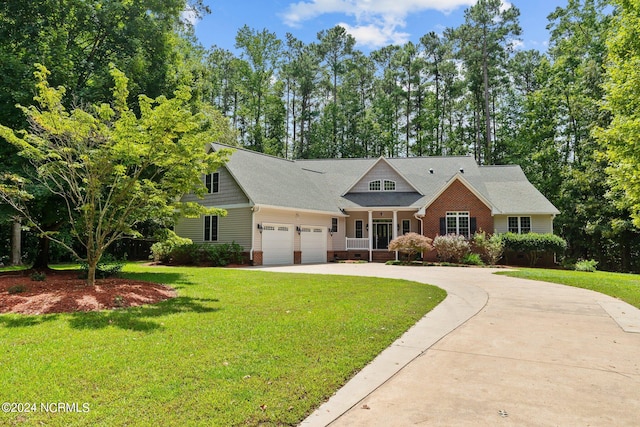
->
[251,263,640,426]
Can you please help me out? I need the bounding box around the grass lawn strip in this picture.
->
[497,268,640,309]
[0,264,446,426]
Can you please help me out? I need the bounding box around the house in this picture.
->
[175,143,560,265]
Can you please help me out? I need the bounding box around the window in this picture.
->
[508,216,531,234]
[369,180,381,191]
[331,218,338,233]
[204,216,218,241]
[402,219,411,235]
[384,180,396,191]
[205,172,219,194]
[446,212,470,237]
[355,220,363,238]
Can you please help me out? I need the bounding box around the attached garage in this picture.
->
[300,226,327,264]
[262,223,294,265]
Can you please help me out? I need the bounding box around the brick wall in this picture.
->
[252,251,263,266]
[422,178,493,261]
[294,251,302,264]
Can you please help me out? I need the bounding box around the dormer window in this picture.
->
[369,179,396,191]
[384,180,396,191]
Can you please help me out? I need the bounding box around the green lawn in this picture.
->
[497,268,640,309]
[0,264,445,426]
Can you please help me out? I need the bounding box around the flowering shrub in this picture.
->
[433,234,470,263]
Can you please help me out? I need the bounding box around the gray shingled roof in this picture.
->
[212,144,559,215]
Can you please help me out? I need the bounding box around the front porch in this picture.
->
[340,209,421,262]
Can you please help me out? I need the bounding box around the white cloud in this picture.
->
[338,22,410,48]
[282,0,475,48]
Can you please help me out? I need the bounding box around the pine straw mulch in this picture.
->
[0,269,176,315]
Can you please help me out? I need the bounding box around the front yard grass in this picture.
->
[0,264,445,426]
[497,268,640,309]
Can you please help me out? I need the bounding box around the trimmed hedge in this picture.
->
[165,242,244,266]
[500,232,567,267]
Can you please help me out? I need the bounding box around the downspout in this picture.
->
[250,205,261,264]
[414,208,425,259]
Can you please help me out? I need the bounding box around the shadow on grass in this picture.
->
[67,295,220,332]
[119,271,197,290]
[0,313,61,328]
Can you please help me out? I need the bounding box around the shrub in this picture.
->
[461,252,484,266]
[472,231,504,265]
[500,233,567,267]
[165,242,245,266]
[79,253,126,279]
[30,272,46,282]
[574,259,598,272]
[433,234,470,263]
[8,285,27,294]
[150,230,193,263]
[388,233,433,262]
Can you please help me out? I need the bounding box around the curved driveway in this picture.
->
[252,263,640,426]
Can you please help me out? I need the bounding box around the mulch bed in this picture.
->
[0,270,176,315]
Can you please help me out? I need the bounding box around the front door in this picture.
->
[374,223,392,250]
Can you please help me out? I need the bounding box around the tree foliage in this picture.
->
[597,0,640,228]
[388,232,433,261]
[0,65,231,285]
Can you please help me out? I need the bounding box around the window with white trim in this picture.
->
[508,216,531,234]
[331,217,338,233]
[355,220,363,238]
[446,212,470,237]
[205,172,219,194]
[204,216,218,241]
[369,179,397,191]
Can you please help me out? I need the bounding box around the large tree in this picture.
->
[0,65,231,285]
[597,0,640,227]
[0,0,209,267]
[447,0,521,164]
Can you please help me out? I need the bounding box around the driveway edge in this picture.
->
[300,276,488,427]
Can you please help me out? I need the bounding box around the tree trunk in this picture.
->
[86,261,97,286]
[32,236,51,270]
[11,218,22,266]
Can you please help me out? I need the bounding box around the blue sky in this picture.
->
[192,0,567,54]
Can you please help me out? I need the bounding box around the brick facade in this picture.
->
[252,251,263,266]
[294,251,302,264]
[422,178,493,261]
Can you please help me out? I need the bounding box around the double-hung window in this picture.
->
[508,216,531,234]
[205,172,219,194]
[446,212,470,237]
[355,220,363,238]
[402,219,411,235]
[204,216,218,241]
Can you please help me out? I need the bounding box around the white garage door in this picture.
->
[262,223,294,265]
[300,226,327,264]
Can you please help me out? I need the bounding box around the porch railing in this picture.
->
[346,238,370,250]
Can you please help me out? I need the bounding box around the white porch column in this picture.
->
[392,210,398,261]
[368,210,373,262]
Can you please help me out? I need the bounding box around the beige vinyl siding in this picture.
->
[493,214,554,234]
[180,166,249,206]
[254,207,343,251]
[350,161,414,193]
[175,207,252,249]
